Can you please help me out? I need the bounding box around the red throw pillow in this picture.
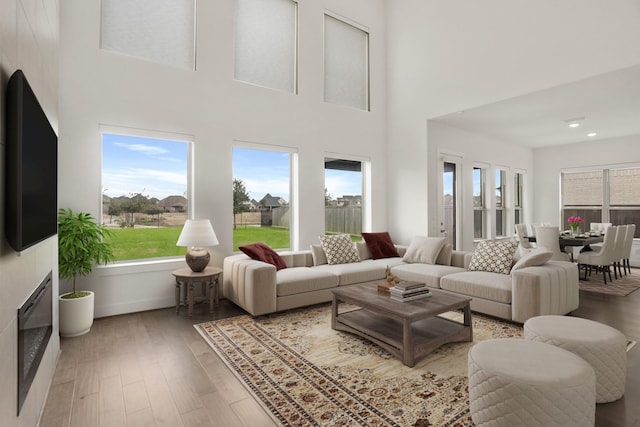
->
[361,232,399,259]
[239,242,287,271]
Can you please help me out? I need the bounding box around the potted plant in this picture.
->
[58,208,114,337]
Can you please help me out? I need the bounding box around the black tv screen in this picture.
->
[5,70,58,252]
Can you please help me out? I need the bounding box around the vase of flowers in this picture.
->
[568,216,584,236]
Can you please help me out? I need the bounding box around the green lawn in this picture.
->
[107,226,361,261]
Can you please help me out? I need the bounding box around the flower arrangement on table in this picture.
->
[567,216,584,235]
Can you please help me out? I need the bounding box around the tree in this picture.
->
[233,178,250,229]
[325,187,333,206]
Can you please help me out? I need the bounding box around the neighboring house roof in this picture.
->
[260,193,286,208]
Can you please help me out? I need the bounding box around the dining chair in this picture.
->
[577,226,618,284]
[622,224,636,275]
[515,224,534,249]
[534,226,571,262]
[612,225,628,279]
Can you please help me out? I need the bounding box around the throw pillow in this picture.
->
[355,241,371,261]
[436,243,453,266]
[310,244,328,266]
[468,240,519,275]
[511,248,553,272]
[402,236,447,264]
[361,232,400,259]
[239,242,287,271]
[318,234,360,265]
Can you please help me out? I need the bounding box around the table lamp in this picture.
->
[176,219,219,272]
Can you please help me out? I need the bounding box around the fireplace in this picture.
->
[17,271,53,414]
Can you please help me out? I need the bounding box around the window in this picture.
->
[101,0,196,69]
[234,0,298,93]
[563,167,640,237]
[102,132,190,261]
[324,14,369,111]
[495,168,507,237]
[324,158,363,241]
[473,166,486,240]
[233,146,293,250]
[514,172,524,225]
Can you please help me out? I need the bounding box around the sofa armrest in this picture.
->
[510,261,579,323]
[223,255,277,316]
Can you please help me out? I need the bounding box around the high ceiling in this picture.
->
[431,65,640,149]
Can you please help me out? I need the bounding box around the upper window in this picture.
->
[324,158,363,241]
[232,146,293,250]
[234,0,298,93]
[101,132,190,261]
[101,0,196,69]
[323,14,369,111]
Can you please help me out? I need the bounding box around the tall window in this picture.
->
[234,0,298,93]
[514,172,524,225]
[233,146,292,250]
[101,0,196,69]
[324,158,362,241]
[473,166,486,240]
[563,167,640,237]
[495,168,507,237]
[562,170,603,230]
[324,14,369,111]
[102,132,190,261]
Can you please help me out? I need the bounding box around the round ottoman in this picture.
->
[524,315,627,403]
[468,338,595,427]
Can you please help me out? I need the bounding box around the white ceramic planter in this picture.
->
[59,291,95,337]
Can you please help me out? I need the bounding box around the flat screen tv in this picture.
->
[5,70,58,252]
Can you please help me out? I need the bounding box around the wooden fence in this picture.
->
[233,206,362,235]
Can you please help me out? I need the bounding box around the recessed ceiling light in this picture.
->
[569,123,580,128]
[587,132,597,137]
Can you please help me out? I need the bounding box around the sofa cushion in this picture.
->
[511,248,553,272]
[239,242,287,271]
[468,240,519,275]
[319,234,360,265]
[276,267,339,297]
[391,263,467,289]
[441,271,512,303]
[403,236,447,264]
[436,243,453,266]
[355,241,371,260]
[313,260,388,285]
[362,232,400,259]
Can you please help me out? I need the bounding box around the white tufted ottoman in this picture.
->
[468,338,595,427]
[524,315,627,403]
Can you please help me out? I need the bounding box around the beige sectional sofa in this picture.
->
[222,241,579,323]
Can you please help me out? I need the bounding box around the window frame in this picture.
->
[323,156,367,240]
[472,164,487,241]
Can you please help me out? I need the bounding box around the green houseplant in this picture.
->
[58,208,114,337]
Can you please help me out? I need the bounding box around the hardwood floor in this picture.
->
[40,286,640,426]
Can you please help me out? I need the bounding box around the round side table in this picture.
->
[172,266,223,317]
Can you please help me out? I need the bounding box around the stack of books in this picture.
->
[390,281,431,302]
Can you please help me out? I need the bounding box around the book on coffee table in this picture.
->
[390,290,432,302]
[393,281,426,290]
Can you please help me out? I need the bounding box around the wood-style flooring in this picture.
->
[40,285,640,426]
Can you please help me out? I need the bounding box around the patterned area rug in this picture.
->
[579,267,640,296]
[194,304,523,426]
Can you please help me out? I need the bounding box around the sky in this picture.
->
[102,139,361,202]
[102,133,188,200]
[233,147,362,202]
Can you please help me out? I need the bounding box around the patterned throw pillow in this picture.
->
[318,234,360,265]
[468,240,519,275]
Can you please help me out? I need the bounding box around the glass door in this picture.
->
[439,155,462,249]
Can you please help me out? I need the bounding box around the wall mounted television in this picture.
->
[5,69,58,252]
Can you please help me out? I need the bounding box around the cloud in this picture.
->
[114,142,169,155]
[103,167,187,199]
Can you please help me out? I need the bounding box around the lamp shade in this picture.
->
[176,219,219,247]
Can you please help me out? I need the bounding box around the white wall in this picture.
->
[385,0,640,242]
[59,0,388,316]
[0,0,60,425]
[426,121,534,251]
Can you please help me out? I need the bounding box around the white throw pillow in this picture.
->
[318,234,360,265]
[402,236,447,265]
[511,248,553,272]
[310,244,328,266]
[468,240,519,275]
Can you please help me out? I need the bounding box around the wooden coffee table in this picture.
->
[331,283,473,367]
